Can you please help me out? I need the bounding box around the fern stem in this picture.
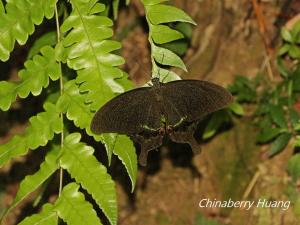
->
[55,4,64,197]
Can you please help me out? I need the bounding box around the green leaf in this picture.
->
[152,66,181,83]
[203,111,229,140]
[8,146,60,214]
[112,0,119,20]
[228,101,244,116]
[288,45,300,59]
[113,135,137,192]
[290,108,300,129]
[276,56,289,78]
[291,20,300,41]
[287,154,300,181]
[151,24,184,44]
[60,133,117,225]
[0,103,62,167]
[256,127,282,143]
[152,45,187,71]
[292,67,300,91]
[147,5,196,25]
[278,43,291,56]
[0,1,4,13]
[269,105,287,128]
[27,31,57,59]
[114,71,133,91]
[228,75,257,102]
[160,40,189,56]
[174,22,193,38]
[142,0,169,5]
[102,133,118,165]
[294,136,300,147]
[143,1,191,84]
[268,132,291,157]
[18,203,57,225]
[0,0,57,61]
[0,46,61,110]
[281,27,293,43]
[54,183,102,225]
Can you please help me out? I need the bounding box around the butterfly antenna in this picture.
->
[130,61,153,86]
[157,67,161,80]
[162,70,170,83]
[158,53,165,81]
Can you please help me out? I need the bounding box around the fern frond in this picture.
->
[60,133,117,225]
[54,183,102,225]
[59,0,136,170]
[0,0,57,61]
[0,46,61,111]
[143,0,195,79]
[60,0,126,111]
[113,135,137,192]
[0,102,62,167]
[18,203,57,225]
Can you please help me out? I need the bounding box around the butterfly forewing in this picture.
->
[91,86,163,135]
[161,80,233,125]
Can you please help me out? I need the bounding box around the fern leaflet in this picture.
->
[0,46,61,111]
[60,133,117,225]
[54,183,102,225]
[0,102,62,167]
[0,0,57,61]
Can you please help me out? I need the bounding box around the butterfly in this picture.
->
[91,78,233,166]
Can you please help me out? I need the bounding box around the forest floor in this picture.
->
[117,1,300,225]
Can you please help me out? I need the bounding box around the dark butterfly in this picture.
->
[91,78,233,166]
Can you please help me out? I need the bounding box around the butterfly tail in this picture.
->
[169,127,201,155]
[132,134,164,166]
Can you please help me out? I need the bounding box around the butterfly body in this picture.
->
[91,78,233,165]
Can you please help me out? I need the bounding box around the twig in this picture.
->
[243,169,261,199]
[251,0,274,81]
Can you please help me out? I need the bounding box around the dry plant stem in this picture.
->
[264,52,274,84]
[55,4,64,197]
[242,169,261,199]
[251,0,274,81]
[286,13,300,29]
